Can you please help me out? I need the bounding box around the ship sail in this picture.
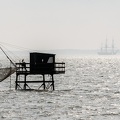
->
[98,39,118,55]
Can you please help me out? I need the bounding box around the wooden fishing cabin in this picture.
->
[15,52,65,90]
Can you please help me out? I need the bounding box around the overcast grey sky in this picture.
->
[0,0,120,50]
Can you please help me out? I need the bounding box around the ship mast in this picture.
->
[112,39,114,54]
[105,37,108,53]
[100,43,103,52]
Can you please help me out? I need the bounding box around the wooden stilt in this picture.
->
[43,75,45,90]
[24,75,27,90]
[15,74,18,90]
[51,74,54,90]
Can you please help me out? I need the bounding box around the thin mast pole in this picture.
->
[105,37,107,53]
[112,39,114,53]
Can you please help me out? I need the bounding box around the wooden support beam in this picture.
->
[43,75,45,90]
[51,74,54,90]
[24,75,27,90]
[15,75,18,90]
[17,81,53,83]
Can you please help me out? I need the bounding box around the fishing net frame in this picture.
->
[0,47,17,82]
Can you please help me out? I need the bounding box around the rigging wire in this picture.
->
[0,45,17,63]
[0,41,41,52]
[0,41,44,63]
[0,44,21,62]
[0,41,45,68]
[0,46,16,67]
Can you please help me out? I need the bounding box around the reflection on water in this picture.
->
[0,56,120,119]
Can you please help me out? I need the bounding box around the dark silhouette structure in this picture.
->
[15,52,65,90]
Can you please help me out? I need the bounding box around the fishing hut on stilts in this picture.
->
[0,45,65,91]
[15,52,65,90]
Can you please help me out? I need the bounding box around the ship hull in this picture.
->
[98,51,117,55]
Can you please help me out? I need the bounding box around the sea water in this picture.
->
[0,55,120,120]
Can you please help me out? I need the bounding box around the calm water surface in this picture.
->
[0,56,120,120]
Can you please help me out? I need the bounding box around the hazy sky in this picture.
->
[0,0,120,50]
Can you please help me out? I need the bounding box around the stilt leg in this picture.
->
[15,74,18,90]
[43,74,45,90]
[24,75,27,90]
[51,74,54,90]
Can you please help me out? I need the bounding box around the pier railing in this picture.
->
[16,62,65,74]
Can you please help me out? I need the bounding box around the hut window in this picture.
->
[47,57,53,63]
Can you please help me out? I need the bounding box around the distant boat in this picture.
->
[98,38,118,55]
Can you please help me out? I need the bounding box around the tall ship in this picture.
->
[98,39,118,55]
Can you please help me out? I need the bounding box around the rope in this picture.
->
[0,45,21,62]
[0,47,16,67]
[0,41,40,52]
[0,41,43,63]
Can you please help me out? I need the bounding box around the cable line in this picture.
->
[0,47,16,67]
[0,41,40,52]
